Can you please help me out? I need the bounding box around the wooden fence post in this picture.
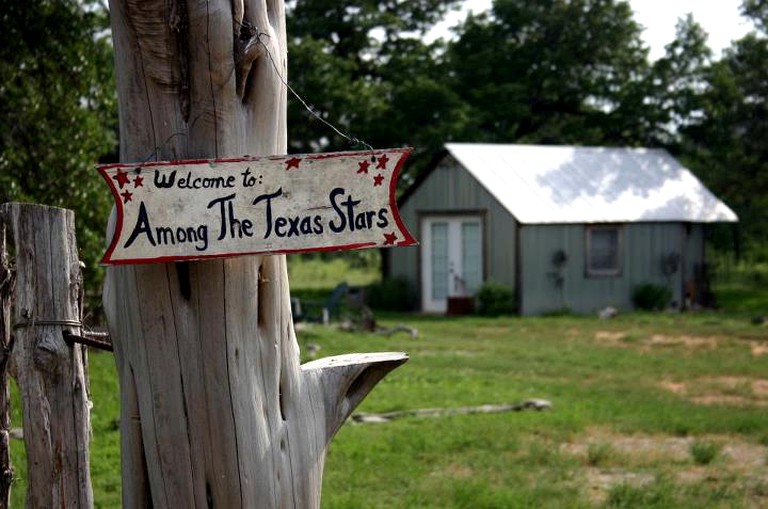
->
[0,215,14,508]
[1,203,93,508]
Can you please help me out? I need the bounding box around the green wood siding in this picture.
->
[520,223,702,315]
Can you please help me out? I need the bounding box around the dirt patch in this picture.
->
[563,428,768,467]
[649,334,720,349]
[596,332,768,358]
[594,331,626,344]
[660,376,768,407]
[754,379,768,397]
[562,431,693,463]
[594,332,733,353]
[751,341,768,357]
[690,395,768,406]
[585,469,655,504]
[417,349,477,357]
[661,381,686,394]
[562,429,768,505]
[723,442,768,470]
[445,462,474,479]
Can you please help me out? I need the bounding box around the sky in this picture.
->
[431,0,756,60]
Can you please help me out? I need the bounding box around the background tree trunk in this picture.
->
[104,1,405,507]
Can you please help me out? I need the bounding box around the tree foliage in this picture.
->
[286,0,766,255]
[680,4,768,256]
[448,0,652,145]
[285,0,721,181]
[3,0,768,267]
[0,0,117,289]
[285,0,465,176]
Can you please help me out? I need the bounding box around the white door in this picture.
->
[421,216,483,312]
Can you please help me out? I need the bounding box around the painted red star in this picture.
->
[376,154,389,169]
[357,160,370,174]
[373,173,385,186]
[285,157,301,170]
[121,190,133,203]
[113,169,131,189]
[133,175,144,188]
[383,232,398,245]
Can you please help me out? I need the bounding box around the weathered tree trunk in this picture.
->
[0,217,14,508]
[2,203,92,508]
[105,1,406,507]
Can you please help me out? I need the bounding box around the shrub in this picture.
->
[366,277,414,311]
[632,283,672,311]
[690,439,721,465]
[475,281,515,316]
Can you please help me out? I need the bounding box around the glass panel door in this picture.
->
[421,215,483,312]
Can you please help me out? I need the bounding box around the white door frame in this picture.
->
[420,215,483,312]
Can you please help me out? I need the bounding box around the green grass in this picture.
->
[9,350,122,508]
[710,259,768,315]
[6,255,768,506]
[310,313,768,507]
[287,253,381,290]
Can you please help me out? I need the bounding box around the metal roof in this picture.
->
[444,143,738,224]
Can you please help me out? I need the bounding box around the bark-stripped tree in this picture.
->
[104,1,405,506]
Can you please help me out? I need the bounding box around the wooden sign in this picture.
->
[99,148,417,265]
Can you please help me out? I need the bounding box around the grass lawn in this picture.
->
[7,256,768,507]
[312,312,768,508]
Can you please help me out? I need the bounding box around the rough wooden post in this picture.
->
[2,203,93,508]
[0,216,15,508]
[105,1,406,507]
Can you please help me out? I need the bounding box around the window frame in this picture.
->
[585,225,623,277]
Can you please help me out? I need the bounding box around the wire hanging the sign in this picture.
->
[242,22,377,160]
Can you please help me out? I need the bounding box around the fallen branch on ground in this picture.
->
[352,399,553,423]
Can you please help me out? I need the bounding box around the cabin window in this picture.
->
[586,226,622,276]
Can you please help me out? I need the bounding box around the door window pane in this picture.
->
[461,222,482,294]
[431,222,449,299]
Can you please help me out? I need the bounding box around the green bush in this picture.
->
[367,277,414,311]
[475,281,515,316]
[690,439,721,465]
[632,283,672,311]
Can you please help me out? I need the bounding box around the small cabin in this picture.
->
[385,143,738,315]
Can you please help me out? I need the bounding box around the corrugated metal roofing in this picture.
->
[444,143,738,224]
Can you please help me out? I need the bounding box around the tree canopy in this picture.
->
[679,4,768,255]
[0,0,117,288]
[2,0,767,263]
[448,0,652,144]
[285,0,766,256]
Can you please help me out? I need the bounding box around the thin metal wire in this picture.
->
[135,112,205,165]
[135,21,378,165]
[253,29,377,159]
[13,319,82,330]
